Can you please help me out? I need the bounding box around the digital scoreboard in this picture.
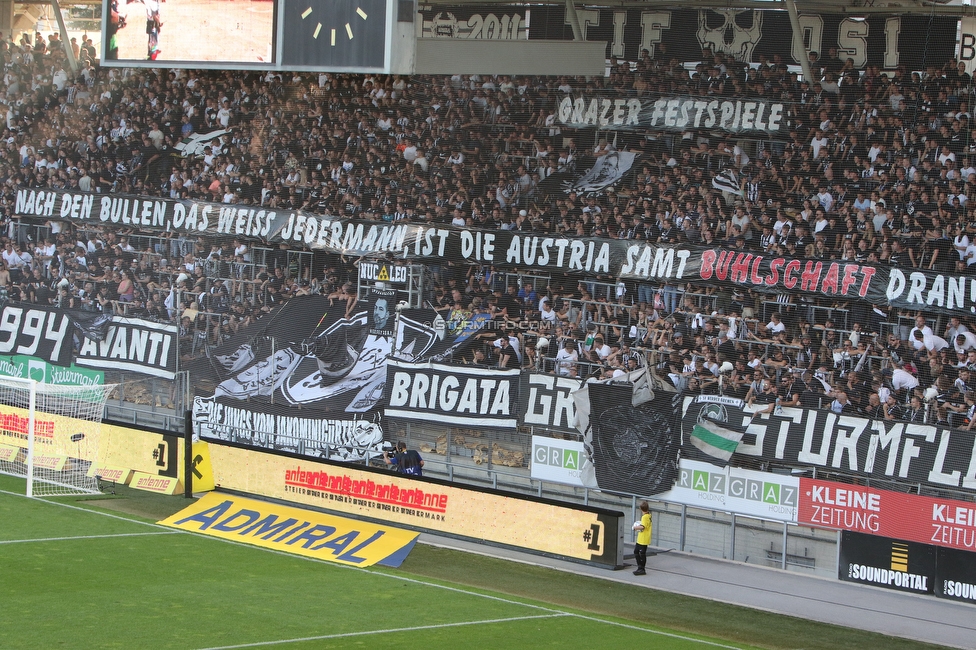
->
[101,0,397,71]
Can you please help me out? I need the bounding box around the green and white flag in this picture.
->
[689,419,743,465]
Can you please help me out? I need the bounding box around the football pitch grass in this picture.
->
[0,475,949,650]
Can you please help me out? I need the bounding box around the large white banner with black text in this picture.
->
[682,395,976,492]
[385,361,522,428]
[75,317,178,379]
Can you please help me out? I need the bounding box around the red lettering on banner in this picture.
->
[821,263,840,294]
[730,253,751,283]
[750,256,764,285]
[799,478,976,552]
[700,249,716,280]
[841,264,859,296]
[282,466,449,513]
[715,251,733,281]
[696,249,878,300]
[800,261,822,292]
[857,266,876,297]
[766,258,783,286]
[0,412,55,442]
[783,260,800,289]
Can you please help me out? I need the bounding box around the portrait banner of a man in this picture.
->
[369,287,397,338]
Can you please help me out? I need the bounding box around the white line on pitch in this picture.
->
[0,531,179,545]
[0,488,180,531]
[569,613,744,650]
[196,614,570,650]
[169,531,749,650]
[0,488,747,649]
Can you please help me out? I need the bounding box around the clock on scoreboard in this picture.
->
[281,0,390,70]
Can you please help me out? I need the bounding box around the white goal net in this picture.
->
[0,377,118,497]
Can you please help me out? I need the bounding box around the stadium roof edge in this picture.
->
[416,0,972,17]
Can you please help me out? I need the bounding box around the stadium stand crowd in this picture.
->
[1,30,976,425]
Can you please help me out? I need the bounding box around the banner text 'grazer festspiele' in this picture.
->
[555,94,785,133]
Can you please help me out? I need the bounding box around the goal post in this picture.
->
[0,376,118,497]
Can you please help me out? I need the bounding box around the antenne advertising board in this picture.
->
[205,440,624,568]
[0,398,183,486]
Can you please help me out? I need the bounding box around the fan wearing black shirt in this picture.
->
[657,218,677,244]
[499,284,523,322]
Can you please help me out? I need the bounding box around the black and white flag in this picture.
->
[567,151,637,193]
[712,168,742,195]
[712,167,742,196]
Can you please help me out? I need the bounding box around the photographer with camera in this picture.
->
[383,441,424,477]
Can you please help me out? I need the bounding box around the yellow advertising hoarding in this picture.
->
[160,492,419,567]
[0,442,19,462]
[98,422,183,481]
[130,471,181,495]
[0,402,184,484]
[85,464,133,485]
[207,442,623,568]
[190,442,215,493]
[32,453,68,471]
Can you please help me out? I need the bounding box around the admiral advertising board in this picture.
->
[161,492,419,567]
[205,440,624,568]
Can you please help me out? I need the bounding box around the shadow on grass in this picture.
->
[392,545,951,650]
